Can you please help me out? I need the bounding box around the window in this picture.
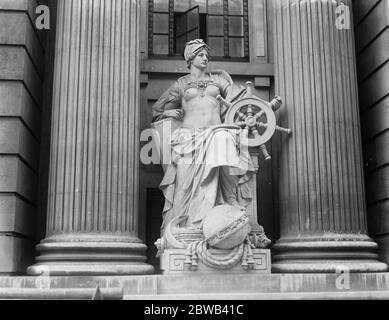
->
[149,0,249,59]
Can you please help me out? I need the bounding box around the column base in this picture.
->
[272,236,388,273]
[27,234,155,276]
[27,263,154,276]
[272,261,388,273]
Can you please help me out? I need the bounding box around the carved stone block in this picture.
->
[160,249,271,275]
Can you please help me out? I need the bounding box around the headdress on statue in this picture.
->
[184,39,210,69]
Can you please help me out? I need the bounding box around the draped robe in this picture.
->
[152,71,255,235]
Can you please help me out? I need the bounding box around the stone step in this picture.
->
[1,273,389,299]
[154,273,389,295]
[124,291,389,300]
[0,287,123,300]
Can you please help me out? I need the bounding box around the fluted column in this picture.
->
[28,0,154,275]
[272,0,387,272]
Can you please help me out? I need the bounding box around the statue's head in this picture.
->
[184,39,210,70]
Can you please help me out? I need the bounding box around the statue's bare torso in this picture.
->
[182,79,222,128]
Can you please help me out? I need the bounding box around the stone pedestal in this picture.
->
[28,0,154,275]
[272,0,387,272]
[160,249,271,275]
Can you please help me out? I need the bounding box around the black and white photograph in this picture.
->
[0,0,388,307]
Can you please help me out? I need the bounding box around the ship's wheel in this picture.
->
[217,82,291,160]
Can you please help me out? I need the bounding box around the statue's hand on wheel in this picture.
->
[162,109,184,121]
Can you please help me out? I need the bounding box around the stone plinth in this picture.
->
[3,273,389,299]
[28,0,153,276]
[160,249,271,275]
[272,0,387,272]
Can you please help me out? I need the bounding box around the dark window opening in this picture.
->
[149,0,249,60]
[174,6,200,56]
[199,13,208,41]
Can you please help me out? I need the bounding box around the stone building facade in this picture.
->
[0,0,388,297]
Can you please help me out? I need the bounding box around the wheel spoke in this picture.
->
[255,110,265,120]
[247,105,254,116]
[275,125,292,135]
[257,122,268,128]
[238,111,247,120]
[260,144,271,161]
[251,128,261,138]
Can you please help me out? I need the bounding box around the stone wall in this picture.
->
[0,0,46,274]
[353,0,389,263]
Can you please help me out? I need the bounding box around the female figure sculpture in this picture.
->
[152,40,255,237]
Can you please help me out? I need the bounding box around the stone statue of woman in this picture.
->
[152,39,255,238]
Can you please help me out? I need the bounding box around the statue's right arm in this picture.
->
[152,81,182,123]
